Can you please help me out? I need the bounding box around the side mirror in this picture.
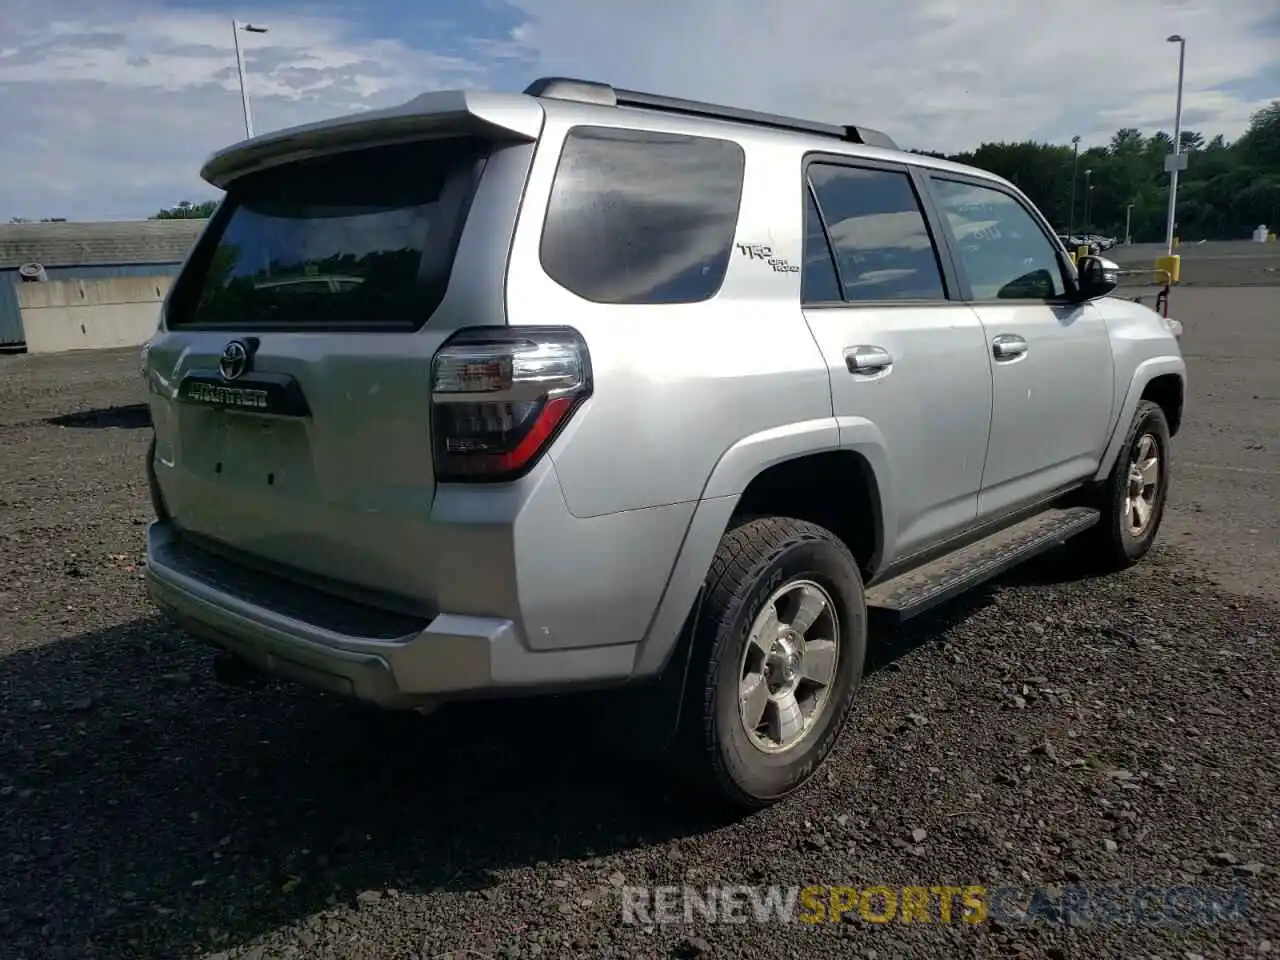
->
[1076,254,1119,300]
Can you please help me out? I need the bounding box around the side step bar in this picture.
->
[865,506,1101,624]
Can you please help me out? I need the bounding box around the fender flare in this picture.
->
[630,416,893,678]
[1092,356,1186,483]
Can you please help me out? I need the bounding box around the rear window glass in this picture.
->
[167,137,490,331]
[539,126,746,304]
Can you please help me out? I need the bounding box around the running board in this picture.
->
[865,506,1101,624]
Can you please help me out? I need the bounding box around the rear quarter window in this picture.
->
[166,137,490,331]
[538,126,746,305]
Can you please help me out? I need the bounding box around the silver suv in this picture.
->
[142,76,1187,808]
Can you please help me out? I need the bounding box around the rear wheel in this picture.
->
[673,517,866,809]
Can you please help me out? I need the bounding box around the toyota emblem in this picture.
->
[218,340,250,380]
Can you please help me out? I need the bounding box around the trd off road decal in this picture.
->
[736,242,800,274]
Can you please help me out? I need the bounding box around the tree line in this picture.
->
[149,200,219,220]
[913,101,1280,242]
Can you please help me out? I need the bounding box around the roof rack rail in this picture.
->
[522,76,898,151]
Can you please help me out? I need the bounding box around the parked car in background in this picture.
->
[142,75,1187,810]
[1060,234,1103,254]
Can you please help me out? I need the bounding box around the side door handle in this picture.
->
[991,334,1028,361]
[844,345,893,376]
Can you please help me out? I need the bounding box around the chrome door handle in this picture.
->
[845,345,893,375]
[991,335,1028,360]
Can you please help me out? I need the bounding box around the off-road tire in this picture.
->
[1074,400,1172,572]
[673,517,867,810]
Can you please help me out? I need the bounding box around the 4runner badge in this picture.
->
[736,242,799,274]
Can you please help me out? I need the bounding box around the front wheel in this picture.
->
[673,517,867,809]
[1075,400,1172,571]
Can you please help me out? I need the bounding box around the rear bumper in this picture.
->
[144,522,636,707]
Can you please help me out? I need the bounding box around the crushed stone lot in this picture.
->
[1,298,1278,959]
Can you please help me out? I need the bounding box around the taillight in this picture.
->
[430,326,592,482]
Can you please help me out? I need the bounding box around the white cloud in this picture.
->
[0,1,492,220]
[504,0,1280,151]
[0,0,1275,221]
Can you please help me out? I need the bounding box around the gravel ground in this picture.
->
[1,326,1277,960]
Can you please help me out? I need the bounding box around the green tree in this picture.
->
[922,102,1279,241]
[1110,128,1145,154]
[1237,102,1280,169]
[151,199,219,220]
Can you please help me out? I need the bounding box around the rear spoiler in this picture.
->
[200,89,545,190]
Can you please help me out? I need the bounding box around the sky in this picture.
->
[1,0,1277,222]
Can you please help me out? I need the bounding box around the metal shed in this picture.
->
[0,219,207,349]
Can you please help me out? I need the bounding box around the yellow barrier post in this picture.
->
[1077,245,1090,261]
[1154,254,1181,284]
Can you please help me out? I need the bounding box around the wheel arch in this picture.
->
[632,424,891,681]
[1141,372,1184,437]
[1093,356,1186,483]
[731,449,885,580]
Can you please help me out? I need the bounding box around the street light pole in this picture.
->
[1068,135,1081,237]
[1164,34,1187,254]
[231,19,269,139]
[1125,202,1135,244]
[1083,169,1093,231]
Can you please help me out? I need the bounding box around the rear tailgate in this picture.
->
[145,94,541,603]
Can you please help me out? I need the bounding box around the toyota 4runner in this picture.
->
[142,76,1187,809]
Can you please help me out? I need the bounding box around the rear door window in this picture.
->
[806,163,948,302]
[167,137,491,331]
[539,126,746,304]
[801,188,843,303]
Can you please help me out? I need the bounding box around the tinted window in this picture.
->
[930,178,1067,300]
[168,137,490,330]
[801,188,842,303]
[539,126,745,304]
[807,164,946,301]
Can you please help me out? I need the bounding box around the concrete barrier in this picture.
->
[18,276,169,354]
